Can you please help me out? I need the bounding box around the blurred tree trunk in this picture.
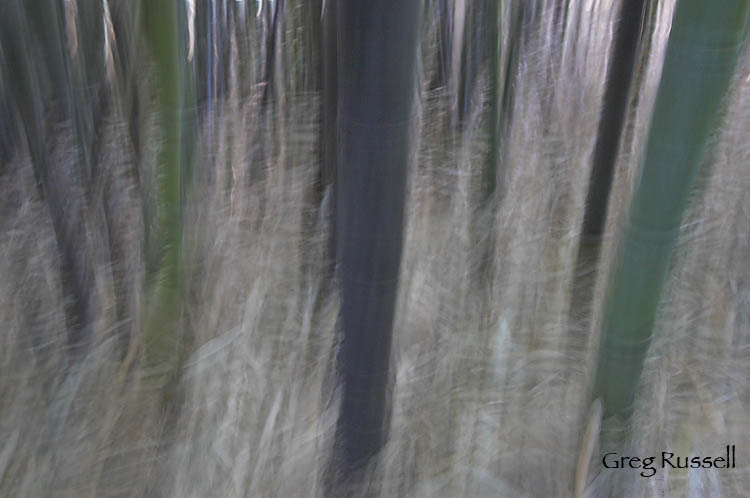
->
[457,0,479,123]
[579,0,649,246]
[304,0,323,92]
[473,0,502,284]
[98,3,193,493]
[139,0,192,397]
[459,0,501,127]
[592,0,749,426]
[450,0,467,121]
[332,0,421,488]
[0,84,16,171]
[262,0,284,107]
[498,1,524,151]
[483,0,501,203]
[320,0,338,276]
[428,0,452,90]
[72,0,106,186]
[0,0,97,357]
[553,0,570,43]
[566,0,650,364]
[109,0,143,166]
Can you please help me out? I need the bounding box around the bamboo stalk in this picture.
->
[332,0,421,489]
[592,0,749,424]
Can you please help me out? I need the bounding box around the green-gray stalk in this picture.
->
[140,0,190,394]
[593,0,749,423]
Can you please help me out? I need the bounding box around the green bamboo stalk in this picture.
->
[593,0,749,424]
[473,0,502,284]
[139,0,190,394]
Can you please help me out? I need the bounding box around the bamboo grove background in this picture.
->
[0,0,749,496]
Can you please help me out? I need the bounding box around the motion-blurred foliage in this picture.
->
[0,0,748,497]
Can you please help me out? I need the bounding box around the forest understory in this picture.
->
[1,0,749,496]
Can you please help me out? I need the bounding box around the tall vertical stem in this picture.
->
[333,0,421,485]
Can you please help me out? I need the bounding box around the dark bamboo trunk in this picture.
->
[332,0,421,485]
[261,0,284,107]
[483,0,501,203]
[565,0,650,358]
[320,0,338,274]
[1,0,97,357]
[429,0,452,91]
[581,0,650,242]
